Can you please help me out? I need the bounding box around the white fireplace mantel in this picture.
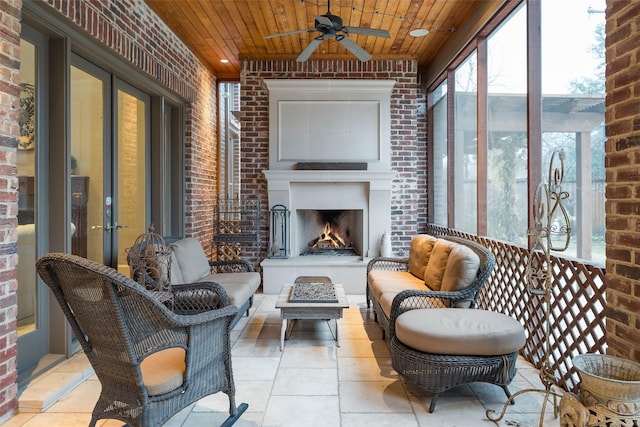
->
[263,170,395,190]
[262,169,396,293]
[261,79,396,294]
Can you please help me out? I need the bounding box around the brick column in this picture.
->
[0,0,22,420]
[604,0,640,361]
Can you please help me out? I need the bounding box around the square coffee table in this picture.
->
[275,282,349,351]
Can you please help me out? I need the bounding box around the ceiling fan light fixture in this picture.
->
[409,28,429,37]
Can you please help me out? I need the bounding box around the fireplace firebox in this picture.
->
[298,209,362,256]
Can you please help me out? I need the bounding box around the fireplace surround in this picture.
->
[260,79,396,294]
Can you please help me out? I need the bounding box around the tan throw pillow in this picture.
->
[407,234,437,279]
[169,238,211,283]
[440,244,481,292]
[423,239,455,291]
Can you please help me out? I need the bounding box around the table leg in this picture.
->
[335,319,341,347]
[280,318,287,351]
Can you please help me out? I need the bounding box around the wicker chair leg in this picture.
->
[429,393,440,413]
[221,402,248,427]
[502,385,514,403]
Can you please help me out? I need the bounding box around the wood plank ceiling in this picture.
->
[145,0,488,80]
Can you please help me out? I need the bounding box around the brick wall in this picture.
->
[38,0,218,243]
[239,59,428,258]
[604,0,640,361]
[0,0,218,420]
[0,0,22,420]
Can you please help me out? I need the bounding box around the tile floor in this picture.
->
[6,293,561,427]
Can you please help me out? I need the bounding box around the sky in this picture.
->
[487,0,606,94]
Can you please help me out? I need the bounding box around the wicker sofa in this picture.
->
[130,236,261,328]
[168,237,261,328]
[366,234,496,338]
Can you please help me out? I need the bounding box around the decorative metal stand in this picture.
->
[212,197,261,262]
[269,204,290,258]
[126,223,173,305]
[486,151,571,426]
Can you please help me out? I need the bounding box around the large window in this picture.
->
[486,4,528,245]
[454,53,478,233]
[428,0,605,264]
[218,82,241,200]
[431,81,448,226]
[541,0,606,263]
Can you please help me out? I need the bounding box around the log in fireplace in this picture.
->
[300,210,359,256]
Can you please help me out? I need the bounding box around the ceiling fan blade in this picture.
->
[314,15,333,27]
[264,29,314,39]
[337,36,372,61]
[343,27,391,38]
[297,38,323,62]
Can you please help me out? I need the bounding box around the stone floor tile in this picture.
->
[262,395,340,427]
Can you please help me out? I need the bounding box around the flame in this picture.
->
[313,222,345,248]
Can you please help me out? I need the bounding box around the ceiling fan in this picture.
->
[264,0,391,62]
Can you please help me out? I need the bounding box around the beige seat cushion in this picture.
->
[169,238,211,283]
[202,272,261,307]
[440,243,481,293]
[423,239,456,291]
[368,270,426,301]
[407,234,438,279]
[395,308,525,356]
[140,347,186,396]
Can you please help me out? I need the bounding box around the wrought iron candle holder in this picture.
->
[269,204,290,258]
[486,150,571,426]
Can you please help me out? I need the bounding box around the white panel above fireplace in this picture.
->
[264,79,395,171]
[278,101,380,161]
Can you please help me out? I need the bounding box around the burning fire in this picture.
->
[311,222,346,249]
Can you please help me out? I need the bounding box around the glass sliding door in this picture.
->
[71,57,149,274]
[114,81,149,274]
[70,63,106,264]
[17,35,49,372]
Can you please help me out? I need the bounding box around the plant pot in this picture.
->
[572,353,640,417]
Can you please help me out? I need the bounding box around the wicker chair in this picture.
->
[36,253,248,427]
[389,302,524,413]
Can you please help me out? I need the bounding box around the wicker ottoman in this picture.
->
[390,308,526,413]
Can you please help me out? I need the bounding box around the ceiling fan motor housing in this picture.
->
[316,14,343,33]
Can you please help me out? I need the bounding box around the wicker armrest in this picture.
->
[367,257,410,273]
[170,281,232,314]
[208,259,254,273]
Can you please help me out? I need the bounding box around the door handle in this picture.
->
[91,223,114,231]
[114,223,128,230]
